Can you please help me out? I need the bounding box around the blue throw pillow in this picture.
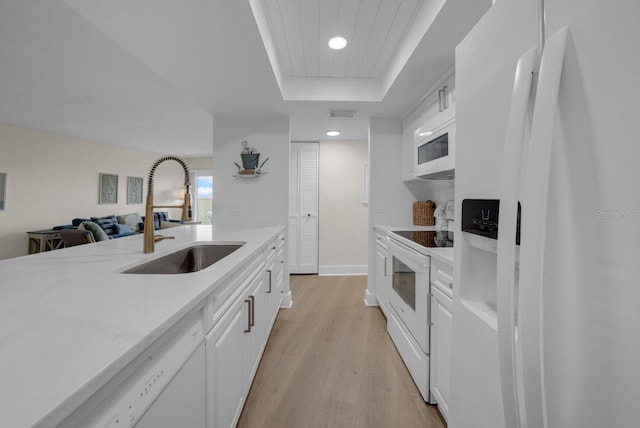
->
[152,212,168,230]
[72,218,89,227]
[113,223,136,236]
[81,221,109,242]
[91,215,118,235]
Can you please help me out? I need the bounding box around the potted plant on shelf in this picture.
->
[234,141,269,176]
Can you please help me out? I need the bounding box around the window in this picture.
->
[193,173,213,225]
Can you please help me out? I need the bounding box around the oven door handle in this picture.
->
[387,238,429,267]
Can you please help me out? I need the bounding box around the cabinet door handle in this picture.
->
[244,298,252,333]
[438,89,444,112]
[384,257,387,277]
[249,295,255,327]
[442,85,449,109]
[267,269,272,293]
[427,293,434,326]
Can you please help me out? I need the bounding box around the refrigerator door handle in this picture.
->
[497,46,538,428]
[519,27,569,428]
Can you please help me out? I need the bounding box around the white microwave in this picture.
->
[414,117,455,179]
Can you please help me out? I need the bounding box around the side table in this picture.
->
[27,229,64,254]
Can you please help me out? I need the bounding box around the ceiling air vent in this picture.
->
[328,109,356,118]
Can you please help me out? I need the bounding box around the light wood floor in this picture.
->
[237,275,447,428]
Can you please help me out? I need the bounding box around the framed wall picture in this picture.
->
[99,173,118,204]
[127,176,143,204]
[0,172,6,211]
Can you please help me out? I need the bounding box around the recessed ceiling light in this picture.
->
[328,36,347,50]
[326,131,340,137]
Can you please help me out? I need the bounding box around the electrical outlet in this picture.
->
[375,201,383,214]
[231,204,241,216]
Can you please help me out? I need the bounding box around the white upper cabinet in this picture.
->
[403,71,456,181]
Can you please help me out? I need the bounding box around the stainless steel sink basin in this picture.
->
[123,243,244,274]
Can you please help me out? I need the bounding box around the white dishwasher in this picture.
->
[134,343,205,428]
[81,314,206,428]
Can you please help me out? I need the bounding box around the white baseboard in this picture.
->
[364,289,379,306]
[280,291,293,308]
[318,265,368,276]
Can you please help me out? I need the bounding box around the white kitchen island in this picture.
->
[0,225,286,428]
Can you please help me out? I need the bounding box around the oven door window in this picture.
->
[392,256,415,310]
[417,133,448,164]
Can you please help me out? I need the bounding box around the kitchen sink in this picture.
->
[122,243,245,274]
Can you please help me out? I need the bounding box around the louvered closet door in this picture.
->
[288,147,300,270]
[289,142,318,274]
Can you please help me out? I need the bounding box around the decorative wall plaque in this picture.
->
[99,173,118,204]
[127,176,143,204]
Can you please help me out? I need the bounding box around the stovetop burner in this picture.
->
[392,230,453,248]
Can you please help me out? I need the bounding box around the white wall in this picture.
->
[211,117,289,228]
[318,139,368,275]
[404,179,455,212]
[211,116,291,306]
[366,117,417,303]
[186,156,213,171]
[0,124,184,260]
[369,118,416,226]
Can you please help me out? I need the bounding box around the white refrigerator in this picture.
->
[450,1,640,427]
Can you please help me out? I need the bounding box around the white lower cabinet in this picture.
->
[375,248,387,311]
[429,260,453,421]
[374,232,390,316]
[265,234,285,322]
[206,297,248,428]
[246,271,268,384]
[206,238,284,428]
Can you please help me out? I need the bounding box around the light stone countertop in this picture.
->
[374,224,454,265]
[0,225,284,428]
